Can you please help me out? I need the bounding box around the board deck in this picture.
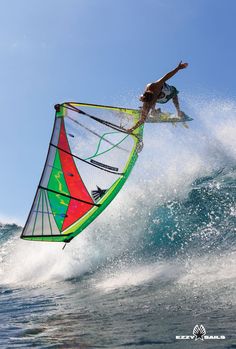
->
[145,110,193,123]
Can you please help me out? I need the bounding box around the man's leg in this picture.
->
[172,95,183,117]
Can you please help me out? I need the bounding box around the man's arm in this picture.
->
[155,61,188,85]
[127,105,150,133]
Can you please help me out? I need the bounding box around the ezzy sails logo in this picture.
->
[176,324,225,341]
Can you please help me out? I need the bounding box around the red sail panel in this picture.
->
[58,120,94,230]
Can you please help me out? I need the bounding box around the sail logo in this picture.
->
[176,324,225,341]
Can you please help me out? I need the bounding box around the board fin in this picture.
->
[182,122,189,129]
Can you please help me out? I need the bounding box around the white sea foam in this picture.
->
[178,252,236,288]
[96,261,181,292]
[95,252,236,296]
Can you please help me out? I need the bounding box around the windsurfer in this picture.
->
[127,61,188,133]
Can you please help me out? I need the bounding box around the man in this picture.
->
[127,61,188,133]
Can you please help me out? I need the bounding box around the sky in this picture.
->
[0,0,236,225]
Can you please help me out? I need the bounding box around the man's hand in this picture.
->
[157,61,189,84]
[177,61,188,70]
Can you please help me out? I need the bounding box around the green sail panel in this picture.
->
[47,149,70,230]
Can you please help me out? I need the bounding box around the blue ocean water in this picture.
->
[0,99,236,348]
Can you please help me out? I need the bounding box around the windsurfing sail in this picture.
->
[21,102,144,243]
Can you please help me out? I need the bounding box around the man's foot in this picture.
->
[177,110,184,118]
[151,108,161,116]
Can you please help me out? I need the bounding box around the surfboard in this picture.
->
[145,109,193,123]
